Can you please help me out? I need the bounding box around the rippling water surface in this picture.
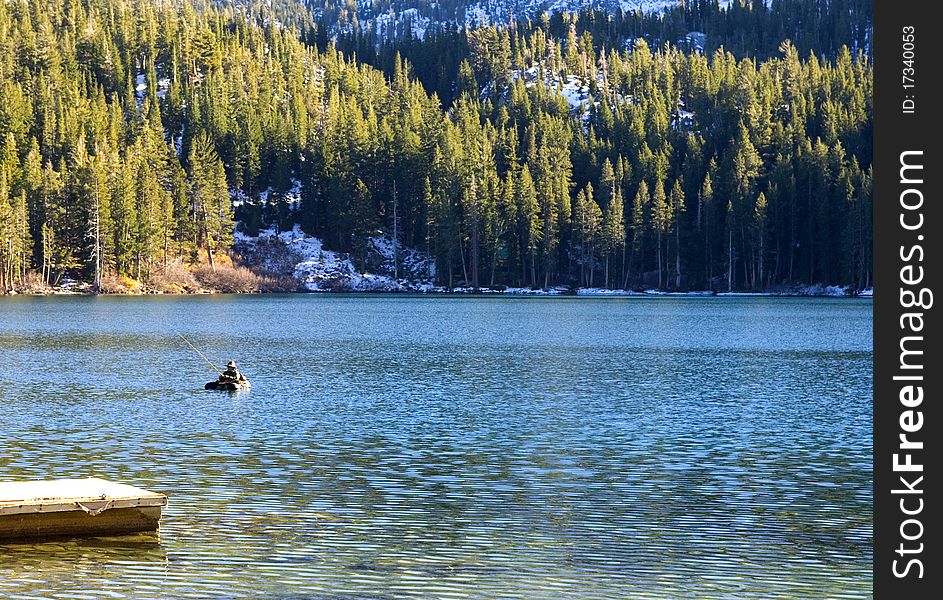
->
[0,295,872,599]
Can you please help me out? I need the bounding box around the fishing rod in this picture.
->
[177,333,224,376]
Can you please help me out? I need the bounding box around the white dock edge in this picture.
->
[0,477,167,540]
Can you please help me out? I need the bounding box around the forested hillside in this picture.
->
[334,0,872,64]
[0,0,871,293]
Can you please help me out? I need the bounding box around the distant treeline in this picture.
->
[0,0,870,293]
[337,0,872,102]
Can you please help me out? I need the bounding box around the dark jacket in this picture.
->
[219,368,246,383]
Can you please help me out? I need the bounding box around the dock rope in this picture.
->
[74,500,114,516]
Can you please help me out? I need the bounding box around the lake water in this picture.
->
[0,295,872,599]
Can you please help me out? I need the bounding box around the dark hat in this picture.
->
[226,361,237,368]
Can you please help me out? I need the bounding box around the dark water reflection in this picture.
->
[0,295,871,598]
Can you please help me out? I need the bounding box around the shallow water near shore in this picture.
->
[0,295,872,599]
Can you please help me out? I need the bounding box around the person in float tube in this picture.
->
[218,361,248,385]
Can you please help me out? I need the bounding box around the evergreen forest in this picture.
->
[0,0,872,292]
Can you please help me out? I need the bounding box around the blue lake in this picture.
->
[0,295,873,599]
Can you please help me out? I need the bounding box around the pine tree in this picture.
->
[0,172,16,290]
[726,198,735,292]
[111,152,137,276]
[39,158,72,285]
[516,163,541,287]
[581,184,602,287]
[627,180,649,288]
[700,170,715,288]
[650,178,669,289]
[73,139,114,291]
[491,173,515,286]
[669,179,685,289]
[601,186,625,289]
[753,191,768,288]
[188,132,231,270]
[22,138,44,267]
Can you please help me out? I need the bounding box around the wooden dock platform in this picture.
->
[0,478,167,540]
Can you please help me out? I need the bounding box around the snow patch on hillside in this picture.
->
[329,1,692,40]
[507,63,692,132]
[507,67,598,126]
[368,8,432,40]
[134,72,171,107]
[794,284,852,297]
[234,226,436,292]
[234,178,303,210]
[135,74,147,104]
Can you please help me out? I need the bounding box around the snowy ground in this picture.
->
[234,226,437,292]
[333,1,697,41]
[508,62,695,133]
[232,179,303,210]
[575,285,871,297]
[134,72,171,108]
[457,286,569,295]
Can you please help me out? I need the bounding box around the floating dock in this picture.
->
[0,478,167,540]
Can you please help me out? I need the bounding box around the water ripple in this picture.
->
[0,296,872,598]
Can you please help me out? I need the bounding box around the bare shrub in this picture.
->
[16,272,51,294]
[257,274,298,293]
[234,236,300,279]
[193,263,294,293]
[146,260,199,293]
[194,263,256,293]
[99,274,143,294]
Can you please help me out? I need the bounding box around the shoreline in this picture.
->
[3,285,874,298]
